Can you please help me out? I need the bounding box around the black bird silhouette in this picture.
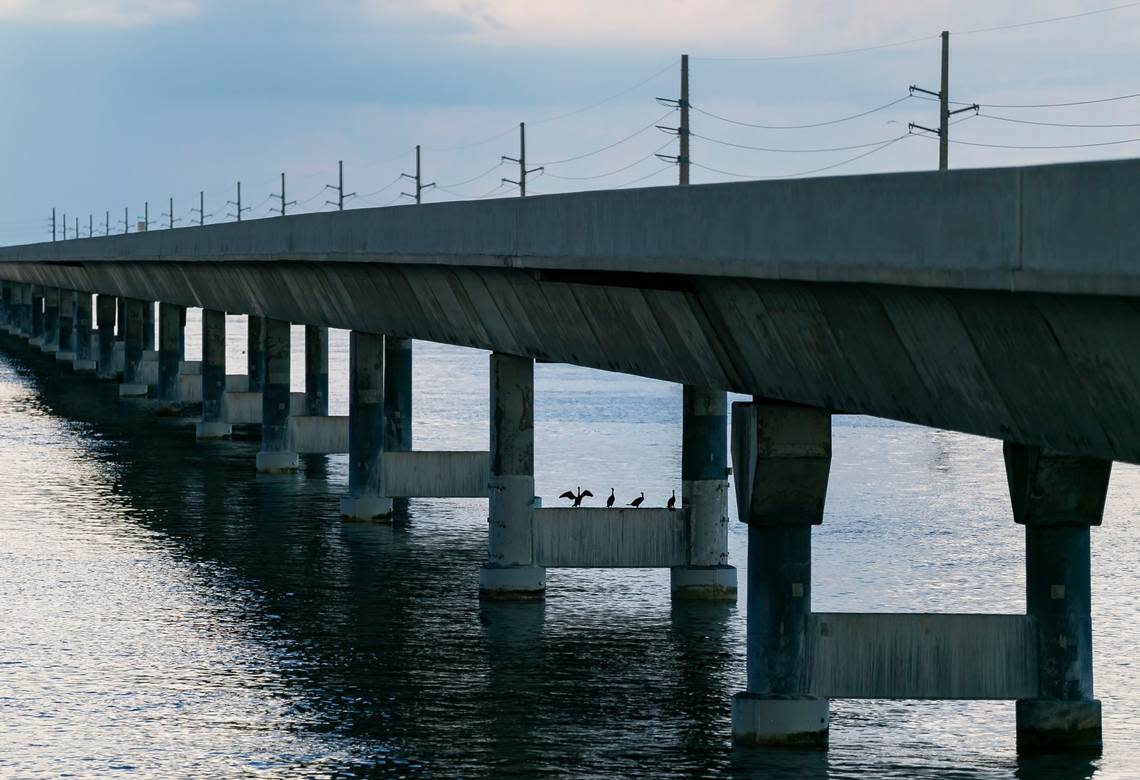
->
[628,492,645,508]
[606,488,615,508]
[559,486,594,508]
[667,490,676,511]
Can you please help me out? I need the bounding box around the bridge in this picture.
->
[0,156,1135,753]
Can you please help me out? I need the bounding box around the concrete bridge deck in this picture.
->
[0,157,1136,463]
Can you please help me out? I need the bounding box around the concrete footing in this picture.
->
[195,421,233,440]
[72,359,97,372]
[339,494,394,520]
[255,450,300,473]
[55,350,75,362]
[670,565,738,600]
[731,694,830,747]
[118,383,149,398]
[1016,699,1102,753]
[478,565,547,600]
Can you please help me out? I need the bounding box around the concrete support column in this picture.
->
[30,286,44,346]
[56,290,76,361]
[42,287,60,353]
[142,301,155,351]
[247,315,266,393]
[196,309,231,439]
[479,352,544,600]
[340,331,392,519]
[0,281,11,331]
[115,298,126,341]
[255,318,298,472]
[119,298,148,397]
[384,337,413,452]
[73,293,96,371]
[1005,443,1110,753]
[157,303,185,403]
[673,386,737,600]
[304,325,329,417]
[95,295,118,380]
[731,400,831,747]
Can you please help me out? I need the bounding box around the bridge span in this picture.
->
[0,156,1135,752]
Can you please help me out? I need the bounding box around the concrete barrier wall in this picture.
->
[533,507,688,568]
[806,613,1038,700]
[382,451,489,497]
[288,415,349,454]
[222,392,260,424]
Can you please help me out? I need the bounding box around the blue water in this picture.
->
[0,312,1137,778]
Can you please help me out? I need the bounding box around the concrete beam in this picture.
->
[288,415,348,454]
[382,451,489,497]
[532,507,688,568]
[805,613,1038,700]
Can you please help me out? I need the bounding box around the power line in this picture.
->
[691,95,912,130]
[690,134,910,180]
[979,91,1140,109]
[535,110,676,166]
[692,132,907,154]
[915,132,1140,150]
[544,140,681,181]
[693,1,1140,62]
[530,59,677,125]
[355,175,405,200]
[438,160,505,189]
[977,113,1140,129]
[614,164,675,188]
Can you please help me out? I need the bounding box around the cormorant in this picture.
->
[667,490,676,511]
[559,486,593,508]
[628,492,645,508]
[606,488,615,508]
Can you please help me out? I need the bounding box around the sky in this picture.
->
[1,0,1139,244]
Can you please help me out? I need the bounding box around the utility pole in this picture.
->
[161,197,181,230]
[909,32,976,171]
[120,207,129,234]
[105,210,110,236]
[227,182,250,222]
[654,54,691,175]
[51,208,56,242]
[62,213,67,240]
[401,146,435,204]
[137,201,153,232]
[88,214,93,238]
[75,216,79,239]
[191,191,211,227]
[325,161,355,210]
[502,123,543,197]
[270,172,296,216]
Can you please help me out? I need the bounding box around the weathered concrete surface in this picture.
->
[732,694,829,748]
[288,415,348,454]
[2,160,1138,462]
[223,391,305,424]
[3,159,1139,295]
[805,613,1038,699]
[382,451,489,497]
[532,507,688,568]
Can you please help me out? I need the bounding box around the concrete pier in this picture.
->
[479,352,545,600]
[247,315,265,393]
[255,318,298,472]
[157,303,184,403]
[29,285,43,346]
[42,287,59,353]
[119,298,148,398]
[55,290,75,361]
[1005,443,1111,753]
[196,309,232,439]
[13,283,30,337]
[115,298,125,343]
[73,293,95,371]
[95,296,117,380]
[731,400,832,747]
[142,301,155,351]
[340,331,392,518]
[673,386,736,600]
[305,325,328,417]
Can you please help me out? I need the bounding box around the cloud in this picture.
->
[360,0,1140,54]
[0,0,198,26]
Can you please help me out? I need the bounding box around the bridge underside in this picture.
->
[0,260,1134,464]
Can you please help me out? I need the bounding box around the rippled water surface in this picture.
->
[0,313,1137,779]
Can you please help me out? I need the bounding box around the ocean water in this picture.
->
[0,311,1136,779]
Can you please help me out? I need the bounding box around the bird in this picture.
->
[559,486,593,508]
[667,490,676,511]
[628,492,645,508]
[606,488,615,508]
